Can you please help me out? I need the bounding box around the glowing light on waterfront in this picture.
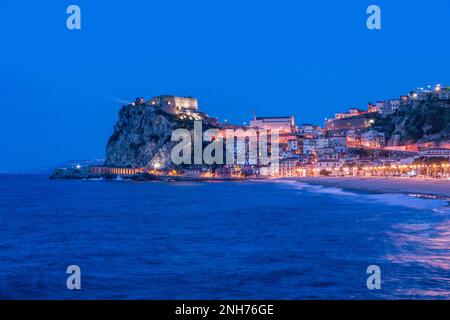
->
[153,162,161,169]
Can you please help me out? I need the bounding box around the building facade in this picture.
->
[250,115,295,133]
[149,95,198,115]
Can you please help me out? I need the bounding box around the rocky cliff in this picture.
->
[104,103,216,169]
[372,99,450,147]
[105,104,175,169]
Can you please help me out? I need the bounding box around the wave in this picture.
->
[274,179,358,196]
[366,193,448,211]
[432,206,450,214]
[275,179,449,212]
[305,185,358,197]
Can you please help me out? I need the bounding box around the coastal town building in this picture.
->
[257,165,279,177]
[365,85,450,118]
[334,108,367,119]
[279,157,302,177]
[315,160,339,170]
[299,124,325,138]
[287,138,298,152]
[86,85,449,180]
[250,115,296,133]
[377,99,401,116]
[324,112,372,133]
[416,148,450,160]
[182,165,212,177]
[316,147,339,161]
[368,102,381,113]
[302,138,317,155]
[147,95,217,125]
[149,95,198,115]
[361,130,385,149]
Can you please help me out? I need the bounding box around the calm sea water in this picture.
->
[0,174,449,299]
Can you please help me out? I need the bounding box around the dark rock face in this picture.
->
[373,100,450,146]
[50,167,91,179]
[104,104,179,169]
[104,103,217,170]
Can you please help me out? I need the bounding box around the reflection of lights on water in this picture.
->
[386,220,450,271]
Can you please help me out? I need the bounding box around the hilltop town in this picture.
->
[52,85,450,180]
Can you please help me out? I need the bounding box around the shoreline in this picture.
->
[45,169,450,200]
[296,176,450,199]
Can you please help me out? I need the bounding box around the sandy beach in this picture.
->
[298,177,450,198]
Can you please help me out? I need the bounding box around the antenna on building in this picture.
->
[253,109,256,121]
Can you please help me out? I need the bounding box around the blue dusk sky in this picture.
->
[0,0,449,171]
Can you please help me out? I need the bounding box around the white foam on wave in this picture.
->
[366,193,448,211]
[265,179,298,185]
[433,206,450,214]
[276,180,358,196]
[274,179,450,212]
[306,185,358,197]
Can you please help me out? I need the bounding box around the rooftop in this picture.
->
[255,116,292,120]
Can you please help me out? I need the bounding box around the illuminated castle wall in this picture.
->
[149,95,198,115]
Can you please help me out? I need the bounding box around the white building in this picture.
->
[377,99,400,116]
[299,124,325,138]
[361,130,385,148]
[279,157,302,177]
[150,95,198,115]
[316,160,339,170]
[250,115,295,133]
[302,139,316,155]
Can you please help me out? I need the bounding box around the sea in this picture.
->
[0,174,449,299]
